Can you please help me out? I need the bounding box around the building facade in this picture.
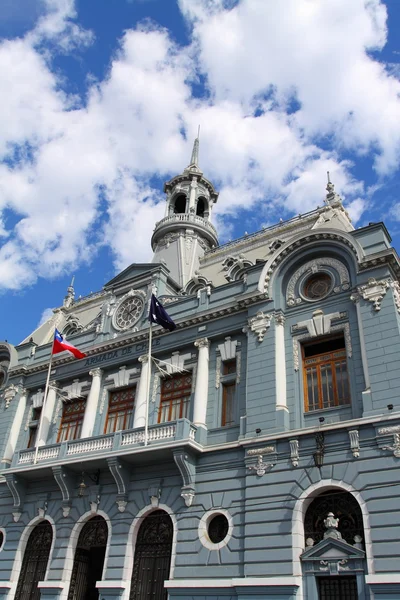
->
[0,141,400,600]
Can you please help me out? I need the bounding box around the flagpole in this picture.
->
[33,333,55,465]
[144,322,152,447]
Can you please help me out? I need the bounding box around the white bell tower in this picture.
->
[151,137,219,288]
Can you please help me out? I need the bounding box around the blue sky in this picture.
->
[1,0,400,345]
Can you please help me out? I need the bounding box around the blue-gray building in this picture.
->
[0,139,400,600]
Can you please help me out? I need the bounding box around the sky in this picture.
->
[1,0,400,345]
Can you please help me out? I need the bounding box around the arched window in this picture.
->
[173,194,186,214]
[196,196,206,217]
[129,510,173,600]
[304,489,364,546]
[67,516,108,600]
[15,521,53,600]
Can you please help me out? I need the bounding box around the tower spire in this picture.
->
[187,126,201,172]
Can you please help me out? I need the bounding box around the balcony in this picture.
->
[11,419,198,469]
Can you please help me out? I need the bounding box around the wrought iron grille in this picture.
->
[15,521,53,600]
[129,510,173,600]
[67,516,108,600]
[318,576,358,600]
[304,491,364,545]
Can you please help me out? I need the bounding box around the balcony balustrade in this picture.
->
[12,419,197,468]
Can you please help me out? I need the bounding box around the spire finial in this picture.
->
[64,275,75,308]
[325,172,342,206]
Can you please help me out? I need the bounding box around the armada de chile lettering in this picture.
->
[84,338,161,367]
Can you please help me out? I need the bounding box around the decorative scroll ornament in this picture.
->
[390,280,400,314]
[348,430,360,458]
[247,311,272,342]
[247,446,275,456]
[248,455,275,477]
[290,439,299,467]
[357,278,390,311]
[378,425,400,434]
[382,433,400,458]
[3,384,19,408]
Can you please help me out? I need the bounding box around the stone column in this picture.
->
[275,314,289,430]
[2,387,28,465]
[81,369,102,438]
[193,338,210,428]
[38,381,58,446]
[133,355,150,429]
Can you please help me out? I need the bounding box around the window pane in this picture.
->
[222,383,235,426]
[223,360,236,375]
[303,341,350,412]
[105,387,135,433]
[158,374,192,424]
[57,399,85,442]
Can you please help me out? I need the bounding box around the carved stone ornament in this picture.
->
[217,337,238,361]
[293,322,352,371]
[390,281,400,314]
[378,425,400,435]
[295,309,342,338]
[3,384,19,409]
[348,430,360,458]
[357,278,390,311]
[290,439,299,467]
[116,500,128,513]
[194,337,210,349]
[215,356,222,389]
[181,490,195,507]
[382,433,400,458]
[247,446,275,456]
[286,258,350,306]
[248,455,275,477]
[247,311,272,342]
[323,512,342,540]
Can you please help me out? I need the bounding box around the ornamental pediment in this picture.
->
[301,537,365,561]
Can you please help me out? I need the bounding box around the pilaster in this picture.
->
[133,355,150,429]
[193,338,210,429]
[81,369,103,438]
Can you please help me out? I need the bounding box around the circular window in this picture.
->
[208,514,229,544]
[303,272,333,301]
[198,509,233,550]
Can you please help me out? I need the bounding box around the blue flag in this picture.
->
[149,294,176,331]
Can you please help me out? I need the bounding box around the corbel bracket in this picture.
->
[52,466,75,517]
[173,449,196,507]
[107,457,131,512]
[4,473,26,521]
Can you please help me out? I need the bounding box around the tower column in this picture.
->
[275,313,289,430]
[38,381,58,446]
[2,387,28,465]
[133,355,150,428]
[81,369,102,438]
[193,338,210,428]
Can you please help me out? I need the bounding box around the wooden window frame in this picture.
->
[57,398,86,443]
[158,373,192,424]
[27,407,42,448]
[104,387,135,434]
[220,358,237,427]
[302,338,350,413]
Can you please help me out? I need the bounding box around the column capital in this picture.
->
[194,338,209,349]
[274,313,286,326]
[89,368,103,378]
[139,354,149,364]
[49,380,59,389]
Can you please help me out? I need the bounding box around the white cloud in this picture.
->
[37,307,54,328]
[0,0,399,293]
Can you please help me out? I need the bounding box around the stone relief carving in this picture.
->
[247,446,275,456]
[248,455,275,476]
[286,258,350,307]
[390,280,400,314]
[290,439,299,467]
[357,277,390,311]
[3,384,19,409]
[222,254,253,282]
[236,350,241,384]
[382,433,400,458]
[217,337,238,361]
[348,430,360,458]
[295,309,344,338]
[378,425,400,434]
[247,312,273,342]
[215,356,222,389]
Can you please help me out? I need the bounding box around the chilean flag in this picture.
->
[53,329,86,360]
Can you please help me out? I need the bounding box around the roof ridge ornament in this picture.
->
[325,171,343,206]
[185,126,201,173]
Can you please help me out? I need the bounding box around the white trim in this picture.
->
[198,509,233,551]
[121,503,177,600]
[10,515,56,590]
[165,576,302,588]
[291,479,374,577]
[60,510,111,600]
[365,574,400,584]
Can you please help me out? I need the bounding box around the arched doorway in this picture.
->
[15,520,53,600]
[67,515,108,600]
[129,510,173,600]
